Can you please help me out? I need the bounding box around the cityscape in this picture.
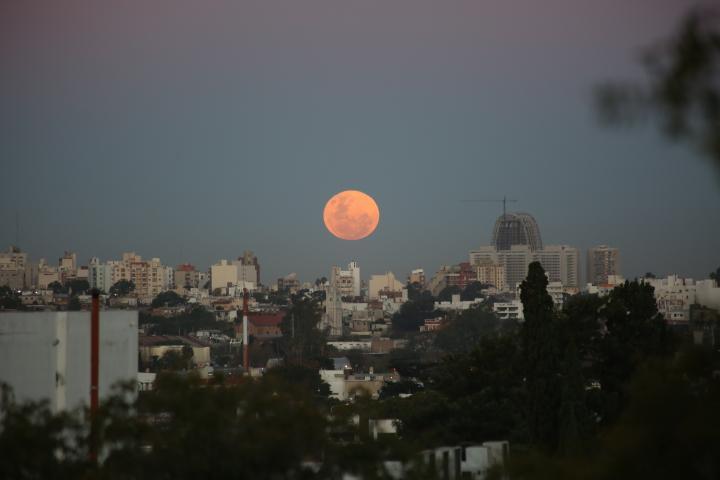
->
[2,2,720,480]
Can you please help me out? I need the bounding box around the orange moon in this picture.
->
[323,190,380,240]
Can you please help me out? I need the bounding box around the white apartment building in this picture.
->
[493,299,524,321]
[434,294,483,311]
[88,257,113,293]
[641,276,720,324]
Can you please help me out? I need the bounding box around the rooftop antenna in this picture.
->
[15,211,19,246]
[461,196,518,217]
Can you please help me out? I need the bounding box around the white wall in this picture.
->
[0,311,138,412]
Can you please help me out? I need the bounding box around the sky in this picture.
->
[1,0,718,285]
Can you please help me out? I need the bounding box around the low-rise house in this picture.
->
[139,335,211,367]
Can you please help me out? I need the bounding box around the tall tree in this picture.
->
[109,280,135,296]
[280,296,328,368]
[595,280,670,423]
[520,261,561,451]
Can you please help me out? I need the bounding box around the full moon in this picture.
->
[323,190,380,240]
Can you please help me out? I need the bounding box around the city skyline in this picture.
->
[2,1,719,284]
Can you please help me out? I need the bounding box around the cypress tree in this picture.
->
[520,261,561,451]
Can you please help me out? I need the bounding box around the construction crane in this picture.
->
[461,196,518,217]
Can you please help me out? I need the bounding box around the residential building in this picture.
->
[470,244,580,291]
[323,283,343,337]
[88,257,113,293]
[533,245,580,288]
[475,260,507,291]
[58,251,77,280]
[211,259,237,292]
[493,299,524,321]
[587,245,620,285]
[37,259,60,289]
[277,273,300,293]
[138,335,211,367]
[435,294,482,311]
[330,262,361,298]
[0,245,28,289]
[175,263,200,289]
[239,250,261,285]
[246,312,284,339]
[231,259,258,287]
[408,268,426,287]
[368,271,404,300]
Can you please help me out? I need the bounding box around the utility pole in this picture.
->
[242,288,249,373]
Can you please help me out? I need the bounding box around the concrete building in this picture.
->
[492,212,543,251]
[474,260,506,291]
[231,260,258,287]
[0,245,28,289]
[320,367,398,401]
[435,294,482,311]
[533,245,580,288]
[330,262,361,298]
[470,244,580,291]
[37,259,60,289]
[368,272,405,300]
[640,276,720,324]
[211,259,238,292]
[0,311,138,412]
[88,257,113,293]
[493,299,524,321]
[175,263,200,289]
[587,245,620,285]
[323,282,343,337]
[421,441,509,480]
[277,273,300,293]
[58,251,77,280]
[138,335,211,367]
[408,268,426,287]
[239,250,261,285]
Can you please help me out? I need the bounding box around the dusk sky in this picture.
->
[1,0,718,284]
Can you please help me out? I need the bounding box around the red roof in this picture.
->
[249,313,284,327]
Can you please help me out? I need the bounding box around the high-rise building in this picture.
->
[240,250,260,285]
[0,246,28,289]
[368,272,404,299]
[175,264,200,289]
[533,245,580,288]
[323,284,343,337]
[470,244,580,290]
[330,262,360,298]
[58,251,77,280]
[88,257,113,293]
[211,260,238,292]
[586,245,620,285]
[492,212,543,251]
[475,261,507,291]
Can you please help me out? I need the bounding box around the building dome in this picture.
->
[492,212,543,251]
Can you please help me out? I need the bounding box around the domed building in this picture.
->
[491,212,543,251]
